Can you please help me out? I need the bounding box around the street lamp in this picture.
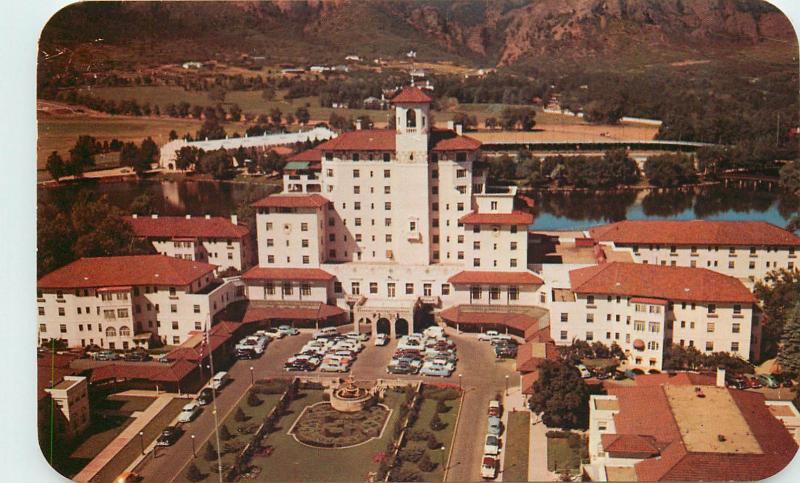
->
[139,431,145,455]
[505,375,509,396]
[250,366,255,385]
[440,445,446,471]
[458,374,463,391]
[191,434,196,458]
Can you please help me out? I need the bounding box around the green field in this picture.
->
[546,433,587,476]
[502,411,530,482]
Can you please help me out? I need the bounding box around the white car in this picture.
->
[484,434,500,455]
[375,334,389,346]
[576,363,592,378]
[320,361,349,372]
[424,326,445,338]
[343,331,370,342]
[177,402,200,423]
[478,330,500,342]
[480,455,498,480]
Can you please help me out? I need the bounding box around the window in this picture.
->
[103,309,115,319]
[456,168,466,178]
[383,153,391,162]
[560,331,568,340]
[733,304,742,314]
[441,284,450,296]
[560,313,569,323]
[385,218,392,227]
[370,282,378,294]
[334,282,342,293]
[409,221,416,231]
[385,202,392,210]
[586,313,594,323]
[457,251,464,260]
[705,341,714,352]
[355,218,362,227]
[351,282,360,295]
[634,321,645,331]
[302,255,310,264]
[387,283,395,297]
[265,222,273,231]
[647,341,659,350]
[170,304,177,313]
[39,324,46,333]
[354,202,361,211]
[707,304,716,314]
[586,331,594,341]
[587,295,595,305]
[423,283,432,296]
[731,342,740,352]
[473,241,481,250]
[457,202,464,211]
[384,186,391,194]
[353,186,360,194]
[117,308,129,318]
[707,322,715,333]
[265,282,275,295]
[405,283,414,295]
[282,283,293,296]
[456,152,467,162]
[301,283,311,296]
[353,169,360,178]
[510,259,517,268]
[384,170,391,178]
[58,307,65,316]
[385,234,392,242]
[510,242,517,251]
[60,324,67,334]
[38,307,44,316]
[172,336,180,344]
[509,286,519,301]
[648,321,661,332]
[490,201,498,210]
[470,286,482,300]
[300,222,309,232]
[473,258,480,267]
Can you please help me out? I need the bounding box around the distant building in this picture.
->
[181,61,203,69]
[310,65,331,73]
[158,126,337,170]
[345,55,362,62]
[126,214,254,272]
[44,376,91,442]
[584,372,799,481]
[37,255,246,349]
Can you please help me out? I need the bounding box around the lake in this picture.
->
[38,180,798,232]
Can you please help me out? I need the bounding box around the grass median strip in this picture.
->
[503,411,530,482]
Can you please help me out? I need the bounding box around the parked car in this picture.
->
[344,331,370,342]
[775,373,795,388]
[156,426,183,446]
[197,387,214,406]
[320,361,349,373]
[210,372,229,390]
[487,416,502,436]
[420,364,451,377]
[124,351,151,362]
[94,351,119,361]
[744,374,763,389]
[488,400,502,417]
[484,434,500,455]
[313,327,339,339]
[495,345,517,359]
[726,378,747,390]
[177,402,200,423]
[278,325,300,336]
[575,364,592,379]
[480,455,498,480]
[758,374,780,389]
[491,335,514,346]
[375,333,389,346]
[113,471,143,483]
[387,362,414,375]
[478,330,500,342]
[284,360,313,372]
[235,348,258,360]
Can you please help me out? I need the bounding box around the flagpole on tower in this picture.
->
[205,316,224,482]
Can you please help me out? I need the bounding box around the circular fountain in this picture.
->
[330,375,375,413]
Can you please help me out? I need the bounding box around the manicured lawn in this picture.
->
[396,386,462,482]
[250,388,405,482]
[92,398,186,483]
[189,381,286,482]
[546,434,586,474]
[502,411,530,482]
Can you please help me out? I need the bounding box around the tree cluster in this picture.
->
[643,153,698,188]
[662,344,754,373]
[528,360,591,430]
[755,269,800,359]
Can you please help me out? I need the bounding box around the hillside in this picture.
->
[39,0,797,70]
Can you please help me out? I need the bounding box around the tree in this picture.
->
[485,117,498,130]
[66,135,99,177]
[234,407,247,422]
[295,107,311,125]
[261,87,276,101]
[135,137,159,175]
[204,442,217,461]
[129,194,155,215]
[197,117,226,141]
[779,160,800,197]
[644,153,697,188]
[199,149,233,180]
[247,390,262,407]
[452,112,477,131]
[219,424,233,441]
[429,413,445,431]
[529,361,590,429]
[168,130,178,141]
[487,154,516,182]
[175,146,201,171]
[500,107,536,131]
[269,108,282,125]
[185,463,204,482]
[755,269,800,358]
[208,87,227,102]
[417,452,437,472]
[45,151,66,181]
[229,104,243,122]
[329,112,353,131]
[779,303,800,375]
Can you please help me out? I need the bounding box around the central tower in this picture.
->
[393,87,432,164]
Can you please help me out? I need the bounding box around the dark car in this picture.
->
[284,361,312,372]
[387,363,413,375]
[495,346,517,359]
[776,374,795,388]
[156,426,183,447]
[726,377,747,390]
[235,348,257,360]
[124,351,151,362]
[744,374,762,389]
[197,387,214,406]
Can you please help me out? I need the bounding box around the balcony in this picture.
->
[407,231,421,242]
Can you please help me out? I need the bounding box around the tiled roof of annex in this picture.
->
[568,262,755,304]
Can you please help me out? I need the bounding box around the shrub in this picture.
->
[204,442,217,461]
[408,429,433,441]
[429,413,445,431]
[254,379,288,394]
[423,386,461,401]
[401,447,425,463]
[219,424,233,441]
[391,467,421,482]
[247,390,263,407]
[426,434,441,450]
[435,400,449,414]
[417,452,437,472]
[234,407,247,422]
[185,462,204,482]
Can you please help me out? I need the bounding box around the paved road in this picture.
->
[135,329,519,482]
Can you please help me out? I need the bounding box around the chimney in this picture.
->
[455,124,463,136]
[355,119,362,130]
[185,214,191,219]
[151,214,158,219]
[205,214,211,219]
[132,214,138,219]
[447,120,454,130]
[231,214,238,226]
[716,367,726,388]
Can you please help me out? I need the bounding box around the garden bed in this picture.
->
[290,402,390,448]
[546,431,588,476]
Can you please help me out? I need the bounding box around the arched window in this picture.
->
[406,109,416,128]
[119,326,131,337]
[106,327,117,337]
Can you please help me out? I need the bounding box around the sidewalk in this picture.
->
[529,413,558,482]
[73,393,178,482]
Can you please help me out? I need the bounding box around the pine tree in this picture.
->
[185,462,204,482]
[204,442,217,461]
[234,407,247,422]
[219,424,233,441]
[778,303,800,375]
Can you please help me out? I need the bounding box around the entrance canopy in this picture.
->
[439,304,548,335]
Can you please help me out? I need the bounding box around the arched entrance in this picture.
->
[376,318,391,335]
[395,318,410,336]
[357,318,371,335]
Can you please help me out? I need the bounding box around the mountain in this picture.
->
[39,0,797,70]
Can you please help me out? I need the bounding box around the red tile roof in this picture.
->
[459,211,534,225]
[601,434,661,458]
[603,382,798,481]
[126,216,249,239]
[288,148,323,163]
[37,353,80,401]
[569,262,755,304]
[521,371,540,395]
[516,341,560,373]
[38,256,217,289]
[90,359,196,384]
[251,194,329,209]
[241,267,335,282]
[630,297,668,305]
[166,322,241,362]
[430,128,482,151]
[448,270,544,285]
[242,302,345,323]
[391,86,433,104]
[439,305,545,333]
[590,220,800,247]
